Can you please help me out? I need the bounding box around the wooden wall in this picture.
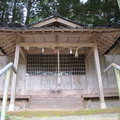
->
[0,54,119,96]
[25,75,86,90]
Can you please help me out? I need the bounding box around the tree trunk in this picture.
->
[25,0,32,25]
[1,0,7,22]
[12,0,17,23]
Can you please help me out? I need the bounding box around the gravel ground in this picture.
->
[10,113,120,120]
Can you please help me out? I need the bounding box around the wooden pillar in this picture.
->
[9,39,20,111]
[93,33,106,109]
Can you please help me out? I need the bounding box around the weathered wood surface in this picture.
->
[104,55,120,89]
[25,75,86,90]
[0,56,7,90]
[0,54,120,97]
[29,96,84,109]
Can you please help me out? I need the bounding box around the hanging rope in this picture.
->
[24,43,49,50]
[24,42,90,58]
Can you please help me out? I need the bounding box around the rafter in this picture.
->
[97,34,114,44]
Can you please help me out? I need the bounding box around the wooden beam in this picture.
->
[93,33,106,109]
[21,32,93,38]
[9,35,20,111]
[85,48,93,60]
[20,43,94,48]
[27,49,84,54]
[1,28,120,33]
[20,47,27,62]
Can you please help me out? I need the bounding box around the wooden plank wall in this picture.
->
[87,55,108,89]
[25,75,86,91]
[87,55,120,90]
[0,54,119,96]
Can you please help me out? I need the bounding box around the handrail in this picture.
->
[0,62,17,76]
[0,62,17,120]
[104,63,120,73]
[104,63,120,100]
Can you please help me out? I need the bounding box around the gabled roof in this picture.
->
[28,12,84,28]
[0,13,120,56]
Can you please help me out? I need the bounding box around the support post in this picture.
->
[91,45,119,94]
[93,34,106,109]
[57,49,60,86]
[1,68,12,120]
[9,42,20,111]
[114,68,120,99]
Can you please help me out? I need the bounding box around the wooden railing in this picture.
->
[104,63,120,99]
[0,62,17,120]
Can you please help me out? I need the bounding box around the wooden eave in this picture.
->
[0,28,120,56]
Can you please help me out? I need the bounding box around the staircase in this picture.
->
[29,95,85,110]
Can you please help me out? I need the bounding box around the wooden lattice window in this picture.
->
[26,54,85,76]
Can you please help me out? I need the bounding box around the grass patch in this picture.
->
[39,115,47,118]
[56,114,61,117]
[8,108,120,117]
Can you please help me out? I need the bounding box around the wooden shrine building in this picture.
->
[0,13,120,111]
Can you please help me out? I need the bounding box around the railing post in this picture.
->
[114,68,120,99]
[1,68,12,120]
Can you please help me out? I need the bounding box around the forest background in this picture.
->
[0,0,120,25]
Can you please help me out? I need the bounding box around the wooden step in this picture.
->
[29,96,84,109]
[30,99,83,103]
[29,104,84,109]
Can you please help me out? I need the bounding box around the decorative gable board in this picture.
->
[30,17,83,28]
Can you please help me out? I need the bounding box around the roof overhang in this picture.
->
[0,28,120,56]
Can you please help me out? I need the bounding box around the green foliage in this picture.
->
[0,0,119,25]
[0,111,9,118]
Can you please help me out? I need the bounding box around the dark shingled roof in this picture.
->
[0,13,120,30]
[0,23,24,28]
